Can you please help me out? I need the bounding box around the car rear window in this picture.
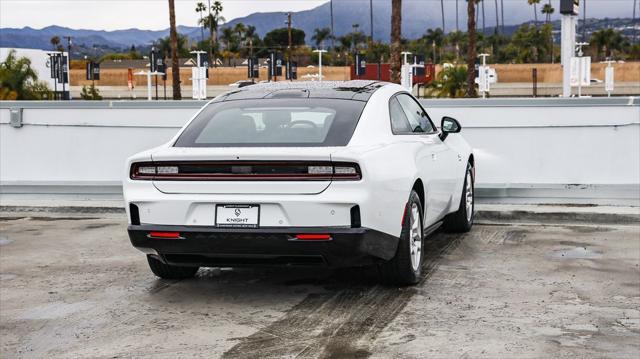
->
[174,98,366,147]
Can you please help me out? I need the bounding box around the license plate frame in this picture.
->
[215,204,260,228]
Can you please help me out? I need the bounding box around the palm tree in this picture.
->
[426,65,467,98]
[466,0,477,97]
[528,0,540,25]
[424,28,445,63]
[245,25,257,57]
[390,0,402,83]
[501,0,505,34]
[220,27,236,53]
[542,2,554,23]
[494,0,500,34]
[440,0,445,33]
[50,36,61,51]
[447,30,466,61]
[481,0,486,34]
[0,50,51,100]
[312,27,332,48]
[456,0,460,31]
[201,1,225,66]
[591,28,626,60]
[633,0,637,44]
[168,0,181,100]
[330,0,335,49]
[233,23,246,54]
[195,2,206,42]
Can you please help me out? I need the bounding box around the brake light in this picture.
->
[295,234,332,241]
[130,161,361,181]
[148,231,182,239]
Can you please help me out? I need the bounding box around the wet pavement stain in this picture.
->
[222,233,462,359]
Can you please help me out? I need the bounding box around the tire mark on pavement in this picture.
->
[222,232,463,359]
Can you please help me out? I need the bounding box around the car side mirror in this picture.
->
[439,116,461,141]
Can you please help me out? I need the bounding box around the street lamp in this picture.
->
[313,49,327,82]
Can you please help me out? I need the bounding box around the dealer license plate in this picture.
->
[216,204,260,228]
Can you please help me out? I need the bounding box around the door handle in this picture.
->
[431,153,437,161]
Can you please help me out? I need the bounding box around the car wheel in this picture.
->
[380,190,424,286]
[146,255,199,279]
[443,162,474,233]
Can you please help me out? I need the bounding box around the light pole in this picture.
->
[285,13,292,62]
[63,36,72,100]
[330,0,335,49]
[313,49,327,82]
[369,0,373,41]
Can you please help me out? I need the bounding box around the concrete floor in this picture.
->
[0,215,638,358]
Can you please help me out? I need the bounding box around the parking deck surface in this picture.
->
[0,215,638,358]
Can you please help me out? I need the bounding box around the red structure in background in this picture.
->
[350,63,435,84]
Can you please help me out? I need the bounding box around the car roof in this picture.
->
[212,80,386,102]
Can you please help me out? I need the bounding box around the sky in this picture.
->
[0,0,327,30]
[1,0,636,31]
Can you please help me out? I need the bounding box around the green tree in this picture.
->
[0,50,52,100]
[220,27,238,52]
[195,2,207,43]
[424,28,445,63]
[446,30,467,61]
[50,36,63,51]
[80,83,102,100]
[426,65,467,98]
[312,27,332,48]
[590,28,627,60]
[244,25,258,57]
[541,2,554,23]
[503,23,552,63]
[157,34,190,58]
[528,0,541,25]
[263,28,305,49]
[200,1,225,64]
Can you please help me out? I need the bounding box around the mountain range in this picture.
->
[0,0,635,51]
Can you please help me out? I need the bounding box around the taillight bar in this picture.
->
[130,161,362,181]
[292,234,332,241]
[147,231,182,239]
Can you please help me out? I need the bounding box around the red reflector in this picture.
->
[295,234,331,240]
[149,231,181,239]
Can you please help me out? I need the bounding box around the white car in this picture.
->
[124,81,474,285]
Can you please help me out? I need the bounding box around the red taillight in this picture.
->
[130,161,361,181]
[295,234,332,241]
[148,231,181,239]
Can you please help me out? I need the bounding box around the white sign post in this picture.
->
[603,60,615,97]
[135,70,164,100]
[190,51,207,100]
[560,13,578,97]
[313,49,327,82]
[477,53,491,98]
[399,51,423,92]
[570,42,590,97]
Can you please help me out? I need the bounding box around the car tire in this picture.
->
[380,190,424,286]
[146,255,199,279]
[443,162,474,233]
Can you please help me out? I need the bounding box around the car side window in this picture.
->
[389,97,413,133]
[396,94,436,133]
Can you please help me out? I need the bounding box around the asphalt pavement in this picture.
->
[0,212,638,358]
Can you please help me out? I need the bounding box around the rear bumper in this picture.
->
[128,225,399,268]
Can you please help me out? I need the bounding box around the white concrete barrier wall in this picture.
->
[1,98,638,205]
